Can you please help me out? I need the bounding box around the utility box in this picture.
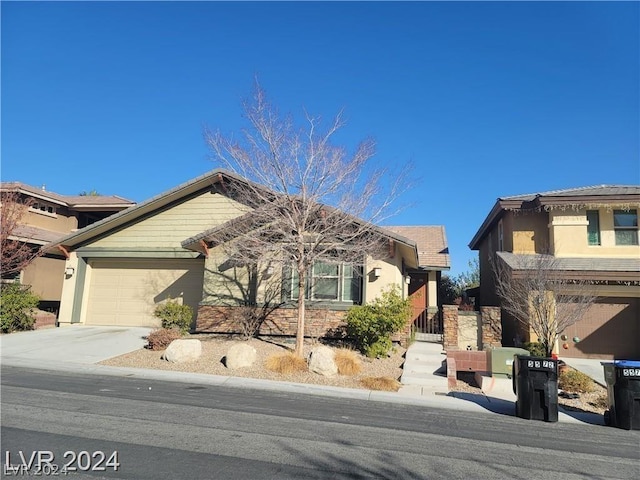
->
[488,347,529,378]
[602,360,640,430]
[513,355,559,422]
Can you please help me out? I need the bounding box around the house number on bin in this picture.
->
[527,360,555,369]
[622,369,640,377]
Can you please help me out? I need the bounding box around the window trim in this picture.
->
[290,261,362,304]
[613,209,639,246]
[29,201,57,218]
[586,210,601,246]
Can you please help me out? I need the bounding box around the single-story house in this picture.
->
[46,169,445,339]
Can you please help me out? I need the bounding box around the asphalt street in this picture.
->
[2,366,639,480]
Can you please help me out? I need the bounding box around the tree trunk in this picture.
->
[295,267,306,357]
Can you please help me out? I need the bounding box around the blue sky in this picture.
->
[2,1,638,277]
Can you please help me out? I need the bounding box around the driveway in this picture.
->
[1,326,151,369]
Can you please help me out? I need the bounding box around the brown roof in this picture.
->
[502,185,640,201]
[11,225,65,245]
[469,184,640,250]
[0,182,135,209]
[497,252,640,283]
[385,225,450,269]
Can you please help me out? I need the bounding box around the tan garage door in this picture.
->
[86,259,204,327]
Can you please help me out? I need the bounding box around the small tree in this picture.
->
[438,274,459,306]
[204,81,410,357]
[491,253,596,357]
[456,257,479,293]
[79,190,102,196]
[1,191,41,278]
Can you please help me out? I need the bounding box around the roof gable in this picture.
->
[385,225,450,269]
[43,169,253,252]
[182,201,420,267]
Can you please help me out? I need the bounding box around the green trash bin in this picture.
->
[602,360,640,430]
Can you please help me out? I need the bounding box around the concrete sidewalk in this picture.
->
[0,326,605,425]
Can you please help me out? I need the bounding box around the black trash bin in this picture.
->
[513,355,558,422]
[602,360,640,430]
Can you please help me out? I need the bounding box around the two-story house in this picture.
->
[1,182,135,314]
[469,185,640,360]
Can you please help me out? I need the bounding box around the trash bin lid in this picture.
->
[614,360,640,368]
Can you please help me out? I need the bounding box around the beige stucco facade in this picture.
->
[550,209,640,257]
[470,187,640,359]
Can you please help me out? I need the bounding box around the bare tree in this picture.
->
[1,191,41,278]
[204,83,410,356]
[491,252,596,357]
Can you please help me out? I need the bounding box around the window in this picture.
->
[497,220,504,251]
[291,261,361,303]
[586,210,601,246]
[614,210,638,246]
[29,202,56,216]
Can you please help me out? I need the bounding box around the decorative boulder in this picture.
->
[308,345,338,377]
[225,342,257,369]
[162,339,202,363]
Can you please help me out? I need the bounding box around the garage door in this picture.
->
[86,259,205,327]
[562,297,640,360]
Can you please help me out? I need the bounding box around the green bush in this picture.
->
[0,282,40,333]
[153,300,193,334]
[523,341,547,358]
[345,286,411,358]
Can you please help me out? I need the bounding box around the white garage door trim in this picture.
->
[86,258,204,327]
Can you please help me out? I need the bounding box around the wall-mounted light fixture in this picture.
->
[65,267,75,277]
[373,267,382,278]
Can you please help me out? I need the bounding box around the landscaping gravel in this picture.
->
[100,334,406,390]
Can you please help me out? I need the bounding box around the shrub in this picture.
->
[590,394,608,410]
[360,376,401,391]
[345,286,411,358]
[522,341,547,358]
[334,348,363,376]
[0,283,40,333]
[559,369,595,393]
[146,328,182,351]
[265,352,307,374]
[154,300,193,334]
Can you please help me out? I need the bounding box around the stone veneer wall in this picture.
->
[480,306,502,349]
[197,304,415,347]
[443,305,502,351]
[197,305,347,338]
[442,305,459,349]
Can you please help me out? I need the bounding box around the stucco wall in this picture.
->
[22,256,65,301]
[550,209,640,257]
[24,207,77,233]
[457,312,481,350]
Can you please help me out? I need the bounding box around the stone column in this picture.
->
[480,306,502,349]
[442,305,459,350]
